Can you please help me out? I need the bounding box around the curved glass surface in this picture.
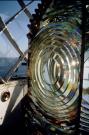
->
[79,5,89,133]
[29,22,81,133]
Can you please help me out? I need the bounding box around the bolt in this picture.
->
[1,91,10,102]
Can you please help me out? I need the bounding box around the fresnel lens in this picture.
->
[28,0,82,134]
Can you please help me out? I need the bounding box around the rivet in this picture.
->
[1,91,10,102]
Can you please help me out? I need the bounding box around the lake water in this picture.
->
[0,58,27,78]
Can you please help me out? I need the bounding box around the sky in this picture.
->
[0,0,41,58]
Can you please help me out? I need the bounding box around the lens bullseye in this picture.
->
[29,23,81,125]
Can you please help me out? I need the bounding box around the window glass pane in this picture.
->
[0,33,20,77]
[7,11,29,53]
[0,1,21,22]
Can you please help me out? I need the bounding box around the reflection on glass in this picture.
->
[80,45,89,132]
[79,5,89,133]
[29,21,81,134]
[28,0,82,134]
